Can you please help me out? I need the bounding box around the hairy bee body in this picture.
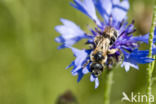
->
[90,26,119,77]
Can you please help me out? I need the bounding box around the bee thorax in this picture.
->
[94,51,104,61]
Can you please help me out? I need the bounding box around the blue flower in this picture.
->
[55,0,156,88]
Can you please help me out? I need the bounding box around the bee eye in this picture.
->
[110,37,116,45]
[103,33,110,39]
[94,40,98,45]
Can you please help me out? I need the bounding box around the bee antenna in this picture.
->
[109,15,113,26]
[95,27,103,35]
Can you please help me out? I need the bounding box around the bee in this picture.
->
[89,26,119,77]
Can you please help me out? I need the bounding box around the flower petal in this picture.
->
[95,78,99,88]
[121,62,139,72]
[90,74,95,82]
[70,47,90,67]
[93,0,112,24]
[94,0,129,24]
[77,70,84,82]
[112,0,129,22]
[131,33,149,43]
[131,27,156,43]
[121,49,154,71]
[55,18,88,49]
[153,47,156,55]
[67,47,92,82]
[71,0,101,26]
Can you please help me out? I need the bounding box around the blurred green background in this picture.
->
[0,0,156,104]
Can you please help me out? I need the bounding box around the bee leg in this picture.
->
[90,51,94,62]
[82,59,91,68]
[94,35,102,45]
[89,44,95,49]
[106,57,114,69]
[107,48,119,55]
[101,54,107,66]
[116,50,123,63]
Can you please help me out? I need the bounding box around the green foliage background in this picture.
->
[0,0,155,104]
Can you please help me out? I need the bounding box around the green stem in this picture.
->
[151,56,156,72]
[103,70,113,104]
[146,1,156,104]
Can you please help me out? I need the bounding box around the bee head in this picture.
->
[90,62,103,77]
[94,51,104,62]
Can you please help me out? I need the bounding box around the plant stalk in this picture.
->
[146,1,156,104]
[103,70,113,104]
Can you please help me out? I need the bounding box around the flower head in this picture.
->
[55,0,156,88]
